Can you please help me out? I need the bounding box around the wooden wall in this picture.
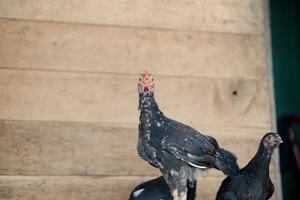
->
[0,1,279,200]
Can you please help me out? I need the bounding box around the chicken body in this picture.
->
[137,71,239,200]
[216,133,282,200]
[129,176,197,200]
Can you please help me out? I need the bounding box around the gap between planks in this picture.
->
[0,66,267,81]
[0,15,263,37]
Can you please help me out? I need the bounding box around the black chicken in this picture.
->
[137,70,239,200]
[129,176,197,200]
[216,132,283,200]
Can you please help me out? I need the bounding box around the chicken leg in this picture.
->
[179,192,187,200]
[172,189,188,200]
[172,190,179,200]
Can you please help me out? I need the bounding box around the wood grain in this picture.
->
[0,19,267,79]
[0,120,271,176]
[0,176,150,200]
[0,0,264,34]
[0,69,270,127]
[0,175,276,200]
[0,0,278,199]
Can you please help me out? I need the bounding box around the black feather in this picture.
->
[214,148,239,176]
[216,133,281,200]
[138,93,239,173]
[129,176,197,200]
[138,91,240,197]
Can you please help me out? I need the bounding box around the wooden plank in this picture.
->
[0,69,270,127]
[0,120,272,176]
[0,0,264,34]
[0,19,267,79]
[0,175,277,200]
[0,176,150,200]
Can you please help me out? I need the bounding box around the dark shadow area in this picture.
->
[277,116,300,200]
[270,0,300,199]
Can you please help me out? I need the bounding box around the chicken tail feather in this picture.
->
[214,148,239,176]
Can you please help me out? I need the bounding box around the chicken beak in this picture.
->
[275,134,283,144]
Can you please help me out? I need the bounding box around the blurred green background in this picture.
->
[270,0,300,199]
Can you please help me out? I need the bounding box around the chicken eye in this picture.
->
[139,78,142,81]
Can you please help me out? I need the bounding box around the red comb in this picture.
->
[143,69,149,77]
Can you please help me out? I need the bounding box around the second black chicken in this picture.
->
[216,132,282,200]
[129,176,197,200]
